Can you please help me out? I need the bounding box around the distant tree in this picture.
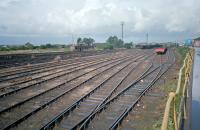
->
[106,36,118,45]
[77,37,82,45]
[106,36,123,48]
[0,43,70,52]
[104,44,114,50]
[88,38,95,46]
[61,44,67,48]
[45,43,53,48]
[117,39,124,48]
[124,42,133,49]
[25,42,34,49]
[82,37,95,46]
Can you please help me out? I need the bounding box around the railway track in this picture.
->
[0,52,135,89]
[0,49,174,130]
[117,49,176,130]
[41,55,153,130]
[0,50,129,76]
[1,50,152,128]
[50,50,171,130]
[0,51,131,81]
[0,52,139,98]
[77,49,173,130]
[0,50,117,69]
[0,53,141,113]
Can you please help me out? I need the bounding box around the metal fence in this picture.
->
[161,49,194,130]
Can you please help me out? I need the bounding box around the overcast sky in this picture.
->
[0,0,200,44]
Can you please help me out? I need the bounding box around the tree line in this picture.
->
[97,36,133,50]
[76,36,133,50]
[0,35,133,51]
[0,42,68,51]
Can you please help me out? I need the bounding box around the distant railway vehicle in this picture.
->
[154,47,167,54]
[135,44,162,49]
[73,44,95,52]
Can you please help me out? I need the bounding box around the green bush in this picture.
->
[124,43,133,49]
[104,44,114,50]
[175,46,190,65]
[0,43,68,52]
[95,43,113,50]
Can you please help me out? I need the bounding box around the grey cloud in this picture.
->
[0,0,200,43]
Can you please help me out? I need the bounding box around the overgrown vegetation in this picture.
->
[0,42,69,52]
[95,43,115,50]
[95,36,133,50]
[0,36,134,52]
[124,43,133,49]
[76,37,95,46]
[152,46,190,130]
[106,36,124,48]
[175,46,190,65]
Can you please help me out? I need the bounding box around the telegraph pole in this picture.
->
[71,34,75,45]
[121,21,124,43]
[146,33,148,44]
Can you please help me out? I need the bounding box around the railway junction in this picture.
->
[0,47,196,130]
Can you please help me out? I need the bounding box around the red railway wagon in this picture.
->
[154,47,167,54]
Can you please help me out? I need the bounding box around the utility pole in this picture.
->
[146,33,148,44]
[71,34,75,45]
[121,21,124,43]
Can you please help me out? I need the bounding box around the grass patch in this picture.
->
[161,79,177,93]
[0,47,71,54]
[153,119,162,130]
[95,43,114,50]
[152,47,190,130]
[175,46,190,66]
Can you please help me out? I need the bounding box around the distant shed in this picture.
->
[193,37,200,47]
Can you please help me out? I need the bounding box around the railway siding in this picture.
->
[44,55,151,130]
[0,55,139,114]
[0,53,134,89]
[8,55,140,130]
[0,54,137,98]
[79,50,173,130]
[0,56,138,129]
[0,49,175,130]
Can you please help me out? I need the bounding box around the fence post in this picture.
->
[173,97,178,130]
[161,49,193,130]
[161,92,175,130]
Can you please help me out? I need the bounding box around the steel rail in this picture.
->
[0,52,124,81]
[108,50,174,130]
[0,49,115,69]
[38,56,147,130]
[0,50,109,70]
[0,51,113,76]
[0,54,112,82]
[0,55,140,116]
[0,53,132,88]
[0,50,126,78]
[1,55,142,130]
[109,66,163,130]
[67,55,153,130]
[3,55,144,130]
[109,62,172,130]
[78,62,162,130]
[0,54,136,98]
